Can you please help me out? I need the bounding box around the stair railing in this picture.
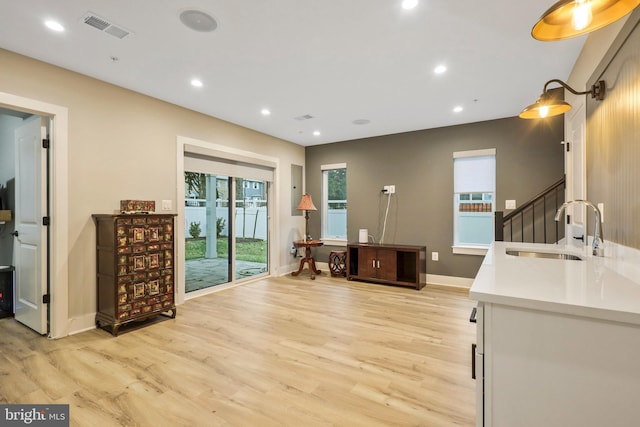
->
[495,177,565,243]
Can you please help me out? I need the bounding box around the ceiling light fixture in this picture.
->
[261,108,271,116]
[402,0,419,10]
[453,106,463,113]
[190,79,203,88]
[532,0,640,41]
[45,20,65,32]
[519,79,606,119]
[434,65,447,74]
[313,131,321,136]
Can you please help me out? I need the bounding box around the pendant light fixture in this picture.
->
[519,79,606,119]
[532,0,640,41]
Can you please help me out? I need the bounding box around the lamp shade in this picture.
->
[519,93,572,119]
[532,0,640,41]
[296,193,317,211]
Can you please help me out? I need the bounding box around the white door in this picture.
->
[14,116,48,334]
[565,100,586,243]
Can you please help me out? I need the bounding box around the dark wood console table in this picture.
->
[347,243,426,289]
[291,240,324,280]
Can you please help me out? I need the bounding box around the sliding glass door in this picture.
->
[184,172,268,293]
[234,178,268,280]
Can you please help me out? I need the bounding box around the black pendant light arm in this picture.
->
[543,79,606,100]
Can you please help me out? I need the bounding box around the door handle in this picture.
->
[11,231,19,237]
[469,307,477,323]
[472,343,477,379]
[376,260,380,268]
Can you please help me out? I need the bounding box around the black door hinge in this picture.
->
[42,138,50,149]
[43,216,50,226]
[43,294,50,304]
[565,142,570,152]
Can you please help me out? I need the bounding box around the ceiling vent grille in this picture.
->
[82,12,131,39]
[294,114,314,121]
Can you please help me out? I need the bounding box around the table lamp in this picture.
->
[296,193,317,241]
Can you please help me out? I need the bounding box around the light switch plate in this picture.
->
[505,199,516,210]
[162,200,172,211]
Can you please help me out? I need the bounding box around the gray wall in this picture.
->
[305,115,564,279]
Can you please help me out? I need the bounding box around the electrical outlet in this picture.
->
[383,185,396,194]
[505,199,516,209]
[432,251,439,261]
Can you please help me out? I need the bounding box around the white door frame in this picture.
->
[0,91,69,339]
[176,136,279,305]
[564,96,587,241]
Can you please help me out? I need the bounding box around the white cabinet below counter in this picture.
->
[476,302,640,427]
[470,242,640,427]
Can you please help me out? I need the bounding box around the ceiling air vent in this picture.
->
[294,114,315,121]
[82,12,132,39]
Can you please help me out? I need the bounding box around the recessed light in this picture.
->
[261,108,271,116]
[45,20,65,32]
[434,65,447,74]
[191,79,203,88]
[453,106,463,113]
[313,131,321,136]
[402,0,419,10]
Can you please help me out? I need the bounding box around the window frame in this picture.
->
[321,163,347,246]
[452,149,496,256]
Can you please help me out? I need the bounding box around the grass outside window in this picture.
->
[185,237,266,263]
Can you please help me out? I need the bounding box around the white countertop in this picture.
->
[469,241,640,325]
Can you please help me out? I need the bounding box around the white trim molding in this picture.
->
[427,273,475,289]
[0,91,69,339]
[452,245,489,256]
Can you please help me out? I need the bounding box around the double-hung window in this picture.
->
[321,163,347,245]
[453,149,496,255]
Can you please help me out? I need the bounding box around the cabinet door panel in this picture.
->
[377,248,397,281]
[358,247,378,278]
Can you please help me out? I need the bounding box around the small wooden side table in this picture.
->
[329,250,347,277]
[291,240,324,280]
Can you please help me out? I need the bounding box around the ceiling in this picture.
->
[0,0,586,146]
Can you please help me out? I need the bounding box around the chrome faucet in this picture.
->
[554,200,604,256]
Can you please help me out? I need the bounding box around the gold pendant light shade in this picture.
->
[532,0,640,41]
[519,94,572,119]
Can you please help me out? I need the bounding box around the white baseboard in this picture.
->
[67,313,97,336]
[426,273,474,289]
[279,261,330,277]
[282,262,473,290]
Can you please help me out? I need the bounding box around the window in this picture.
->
[453,149,496,255]
[321,163,347,244]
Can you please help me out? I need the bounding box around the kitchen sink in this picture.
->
[505,249,582,261]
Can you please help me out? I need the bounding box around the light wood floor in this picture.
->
[0,274,477,427]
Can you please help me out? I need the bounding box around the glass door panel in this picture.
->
[184,172,231,292]
[234,178,268,280]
